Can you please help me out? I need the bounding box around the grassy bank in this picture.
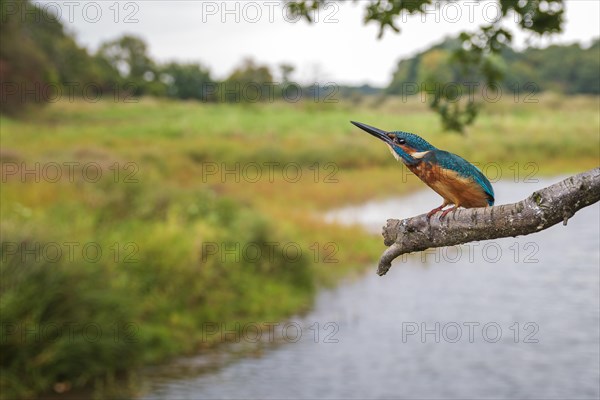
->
[1,94,598,398]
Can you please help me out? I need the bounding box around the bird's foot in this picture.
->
[426,205,446,219]
[439,206,458,220]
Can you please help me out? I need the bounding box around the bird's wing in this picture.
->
[424,150,495,205]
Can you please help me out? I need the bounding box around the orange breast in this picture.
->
[408,163,489,208]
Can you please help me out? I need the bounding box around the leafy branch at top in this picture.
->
[289,0,565,132]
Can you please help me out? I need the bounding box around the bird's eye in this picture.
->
[396,138,406,145]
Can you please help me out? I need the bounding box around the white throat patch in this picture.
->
[387,145,401,161]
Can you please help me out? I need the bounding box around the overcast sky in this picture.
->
[36,0,600,86]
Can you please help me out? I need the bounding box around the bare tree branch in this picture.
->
[377,168,600,276]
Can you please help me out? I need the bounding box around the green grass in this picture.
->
[1,94,598,398]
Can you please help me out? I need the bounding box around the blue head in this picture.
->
[351,121,435,164]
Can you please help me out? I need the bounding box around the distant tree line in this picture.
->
[0,0,337,114]
[387,36,600,97]
[1,0,597,116]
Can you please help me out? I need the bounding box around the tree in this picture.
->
[96,35,158,96]
[0,0,51,114]
[291,0,566,132]
[227,58,274,85]
[0,0,102,114]
[160,62,213,100]
[279,63,295,84]
[222,58,274,102]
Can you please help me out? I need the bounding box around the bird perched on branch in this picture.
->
[351,121,494,219]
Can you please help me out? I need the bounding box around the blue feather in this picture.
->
[428,150,495,205]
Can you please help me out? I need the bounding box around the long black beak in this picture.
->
[350,121,393,146]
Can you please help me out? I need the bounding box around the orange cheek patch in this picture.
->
[399,144,417,155]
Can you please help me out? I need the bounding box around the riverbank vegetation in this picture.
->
[1,94,599,398]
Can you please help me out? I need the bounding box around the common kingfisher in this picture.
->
[351,121,494,219]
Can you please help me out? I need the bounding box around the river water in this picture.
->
[142,177,600,399]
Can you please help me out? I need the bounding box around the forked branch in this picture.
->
[377,168,600,276]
